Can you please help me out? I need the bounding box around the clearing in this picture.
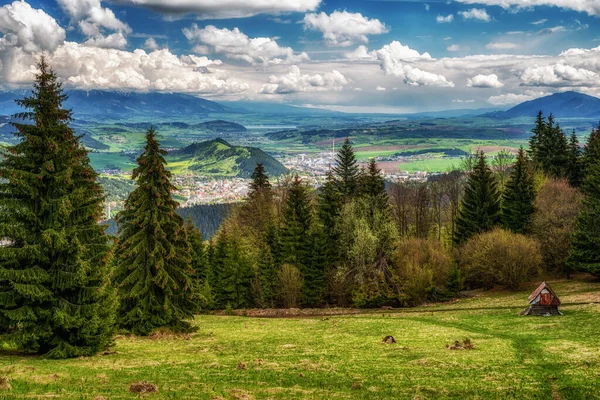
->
[1,277,599,399]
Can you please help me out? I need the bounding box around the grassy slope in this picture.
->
[1,277,599,399]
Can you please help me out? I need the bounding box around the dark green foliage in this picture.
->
[280,176,323,306]
[501,148,536,234]
[333,138,360,200]
[568,160,600,276]
[568,130,584,188]
[114,128,197,335]
[0,58,115,358]
[583,124,600,177]
[445,265,464,295]
[454,151,501,245]
[317,170,342,268]
[211,227,254,308]
[256,227,278,308]
[186,220,210,283]
[360,158,389,210]
[530,113,570,178]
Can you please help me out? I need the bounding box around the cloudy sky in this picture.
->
[1,0,599,113]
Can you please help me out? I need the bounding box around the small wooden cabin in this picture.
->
[521,282,562,316]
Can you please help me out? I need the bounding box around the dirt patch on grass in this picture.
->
[0,377,11,390]
[447,338,475,350]
[382,336,396,344]
[129,381,158,394]
[371,161,405,173]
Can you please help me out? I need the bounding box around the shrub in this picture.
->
[531,179,582,275]
[459,228,542,290]
[393,239,453,305]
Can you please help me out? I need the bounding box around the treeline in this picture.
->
[1,60,600,360]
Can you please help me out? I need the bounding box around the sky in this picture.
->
[0,0,599,113]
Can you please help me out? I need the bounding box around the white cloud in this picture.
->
[456,0,600,17]
[344,45,374,60]
[143,37,159,51]
[487,92,544,105]
[260,65,349,94]
[537,26,567,35]
[467,73,504,88]
[447,44,461,52]
[531,18,548,25]
[459,8,491,21]
[371,41,454,87]
[485,42,520,50]
[302,11,388,47]
[519,63,600,87]
[112,0,322,19]
[453,99,475,103]
[58,0,130,49]
[376,86,387,91]
[436,14,454,23]
[183,24,308,65]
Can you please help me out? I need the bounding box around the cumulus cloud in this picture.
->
[260,65,349,94]
[302,11,388,46]
[143,38,159,51]
[58,0,130,49]
[436,14,454,23]
[519,63,600,87]
[447,44,461,52]
[376,86,387,91]
[183,24,308,65]
[467,73,504,88]
[112,0,322,19]
[455,0,600,17]
[370,41,454,87]
[485,42,520,50]
[344,45,374,60]
[459,8,491,21]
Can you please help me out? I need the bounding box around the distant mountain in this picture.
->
[197,120,247,133]
[169,138,288,178]
[0,90,234,118]
[225,101,344,115]
[487,91,600,119]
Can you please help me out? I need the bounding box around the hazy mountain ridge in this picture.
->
[486,91,600,119]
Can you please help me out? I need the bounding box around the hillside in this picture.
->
[169,138,288,178]
[196,120,247,133]
[0,90,233,118]
[487,91,600,119]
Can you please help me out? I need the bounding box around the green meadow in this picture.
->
[1,277,598,399]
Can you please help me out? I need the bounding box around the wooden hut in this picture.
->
[521,282,562,316]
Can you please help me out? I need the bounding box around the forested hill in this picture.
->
[487,91,600,119]
[169,138,289,178]
[103,202,236,240]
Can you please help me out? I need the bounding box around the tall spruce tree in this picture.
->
[567,130,584,188]
[280,175,323,306]
[114,127,197,335]
[0,58,115,358]
[360,158,389,210]
[567,159,600,277]
[501,148,535,233]
[454,151,501,245]
[528,111,545,161]
[583,124,600,178]
[317,170,342,267]
[333,138,360,200]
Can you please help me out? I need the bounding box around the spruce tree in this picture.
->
[317,170,342,267]
[240,163,274,233]
[454,151,501,245]
[567,159,600,277]
[333,138,360,200]
[114,127,197,335]
[583,124,600,178]
[0,58,115,358]
[567,130,584,188]
[501,148,535,234]
[280,175,322,306]
[528,111,545,161]
[360,158,389,210]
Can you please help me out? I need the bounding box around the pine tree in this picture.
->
[114,127,197,335]
[256,228,278,308]
[317,170,342,267]
[454,151,501,245]
[528,111,545,161]
[333,138,360,200]
[239,163,274,233]
[280,176,322,306]
[583,124,600,178]
[567,130,584,188]
[0,58,115,358]
[501,148,535,234]
[567,159,600,277]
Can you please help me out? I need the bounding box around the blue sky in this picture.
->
[1,0,600,112]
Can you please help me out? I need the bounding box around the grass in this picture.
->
[1,278,599,399]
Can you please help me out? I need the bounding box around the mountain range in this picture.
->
[487,91,600,119]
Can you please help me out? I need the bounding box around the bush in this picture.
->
[531,179,582,275]
[392,239,453,305]
[459,228,542,290]
[279,264,302,308]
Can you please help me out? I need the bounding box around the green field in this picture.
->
[1,278,599,399]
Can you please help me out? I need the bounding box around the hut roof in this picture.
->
[528,281,560,305]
